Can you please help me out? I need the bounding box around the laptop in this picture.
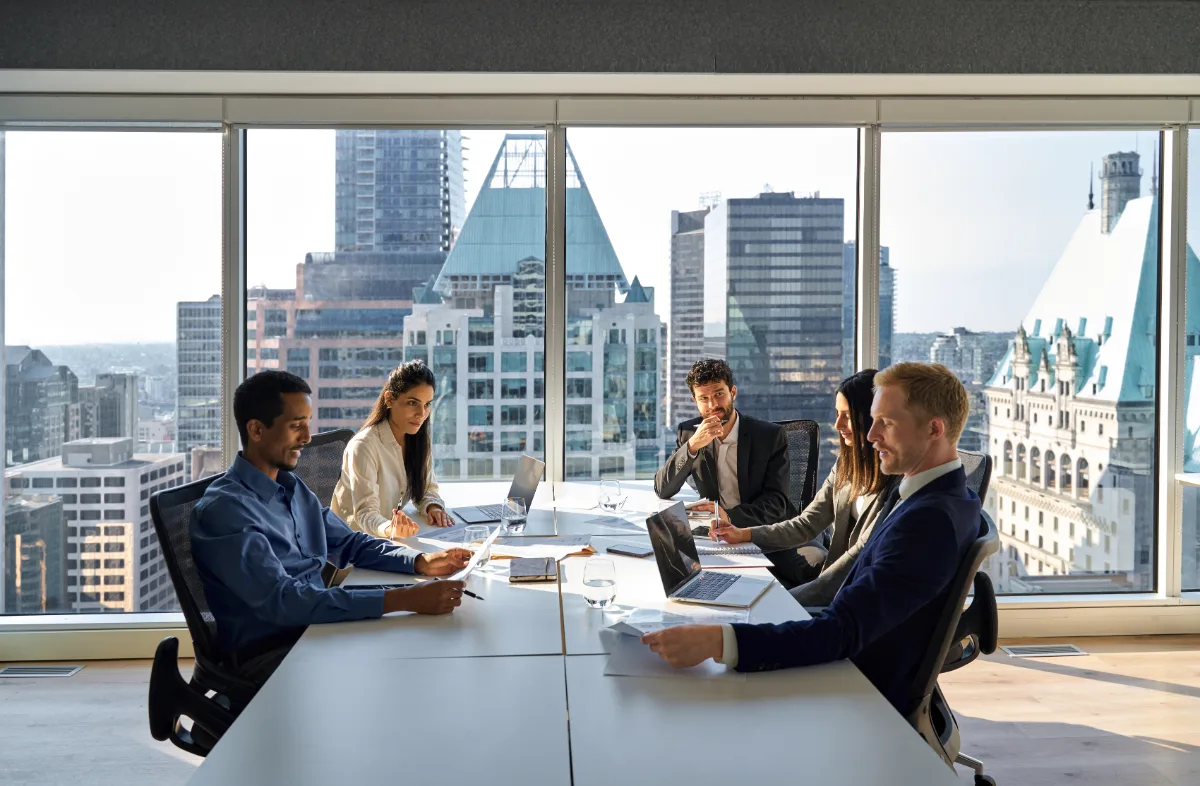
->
[646,502,771,608]
[449,454,546,524]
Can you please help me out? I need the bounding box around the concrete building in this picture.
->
[5,438,185,613]
[404,134,665,480]
[176,297,222,481]
[668,207,709,426]
[984,150,1189,594]
[79,372,139,440]
[931,327,991,383]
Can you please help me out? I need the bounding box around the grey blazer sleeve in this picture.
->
[654,431,698,500]
[748,470,837,552]
[790,547,857,606]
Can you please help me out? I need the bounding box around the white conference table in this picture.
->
[189,480,961,786]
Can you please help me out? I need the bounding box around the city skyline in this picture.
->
[3,128,1183,347]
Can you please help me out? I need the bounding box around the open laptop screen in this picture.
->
[506,454,545,507]
[646,502,702,595]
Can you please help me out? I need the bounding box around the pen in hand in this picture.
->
[461,588,484,601]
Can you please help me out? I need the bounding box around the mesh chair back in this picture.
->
[905,511,1000,720]
[292,429,356,506]
[150,476,223,664]
[776,420,821,510]
[957,448,993,501]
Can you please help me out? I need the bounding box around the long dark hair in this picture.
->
[833,369,889,500]
[363,360,436,504]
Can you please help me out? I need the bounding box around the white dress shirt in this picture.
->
[687,410,742,510]
[714,412,742,510]
[330,421,445,538]
[717,456,964,668]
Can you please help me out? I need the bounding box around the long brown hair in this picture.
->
[833,369,890,500]
[363,360,436,504]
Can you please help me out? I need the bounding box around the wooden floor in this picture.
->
[2,636,1199,784]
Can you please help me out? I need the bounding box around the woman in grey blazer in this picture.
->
[711,369,900,607]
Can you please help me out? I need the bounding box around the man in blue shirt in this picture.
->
[191,371,470,693]
[641,363,980,715]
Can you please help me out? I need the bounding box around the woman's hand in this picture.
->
[388,506,419,539]
[426,505,455,528]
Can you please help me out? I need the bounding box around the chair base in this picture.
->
[955,752,995,785]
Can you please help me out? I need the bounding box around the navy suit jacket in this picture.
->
[731,467,980,714]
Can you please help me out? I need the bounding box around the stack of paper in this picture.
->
[491,535,593,561]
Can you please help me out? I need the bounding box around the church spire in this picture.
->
[1088,163,1095,211]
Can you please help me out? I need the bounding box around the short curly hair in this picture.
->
[686,359,736,394]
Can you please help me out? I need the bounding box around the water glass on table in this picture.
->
[582,557,618,609]
[598,480,626,513]
[501,496,527,534]
[463,524,492,568]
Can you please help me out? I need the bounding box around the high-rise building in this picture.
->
[176,296,222,480]
[245,252,444,436]
[5,438,185,612]
[842,242,895,374]
[335,130,465,254]
[984,150,1195,594]
[4,347,78,467]
[79,372,139,440]
[3,494,67,614]
[719,191,846,474]
[403,134,665,480]
[669,208,709,426]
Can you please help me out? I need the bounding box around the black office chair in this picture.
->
[293,428,356,588]
[147,475,257,757]
[775,419,820,511]
[958,448,993,501]
[905,511,1001,786]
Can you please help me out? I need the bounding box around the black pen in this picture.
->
[461,588,484,601]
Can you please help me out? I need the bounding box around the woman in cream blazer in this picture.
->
[331,360,452,538]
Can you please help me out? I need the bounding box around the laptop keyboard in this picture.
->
[676,571,739,601]
[473,504,504,519]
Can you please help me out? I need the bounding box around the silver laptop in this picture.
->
[450,454,546,524]
[646,502,771,608]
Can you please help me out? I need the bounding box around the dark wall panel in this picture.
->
[2,0,1198,75]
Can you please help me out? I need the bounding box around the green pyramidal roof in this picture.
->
[434,134,627,293]
[624,276,652,303]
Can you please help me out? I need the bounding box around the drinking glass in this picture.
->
[463,524,491,567]
[598,480,625,512]
[501,496,528,534]
[582,558,618,609]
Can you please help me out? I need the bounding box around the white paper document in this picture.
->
[606,607,749,637]
[603,635,743,680]
[491,535,592,560]
[698,553,775,569]
[448,524,503,581]
[694,541,762,555]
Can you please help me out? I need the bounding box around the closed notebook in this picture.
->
[509,556,558,583]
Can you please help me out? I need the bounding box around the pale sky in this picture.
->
[2,127,1185,346]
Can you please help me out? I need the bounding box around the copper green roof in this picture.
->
[434,134,627,292]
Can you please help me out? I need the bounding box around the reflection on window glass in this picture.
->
[563,128,859,481]
[2,130,221,615]
[882,131,1163,594]
[246,129,546,485]
[1181,130,1200,590]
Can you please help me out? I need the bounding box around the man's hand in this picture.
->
[383,580,464,615]
[641,625,725,668]
[426,505,455,528]
[686,415,724,455]
[711,517,750,544]
[388,506,419,539]
[415,548,472,576]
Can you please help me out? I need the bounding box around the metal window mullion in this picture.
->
[856,126,882,371]
[1158,126,1188,599]
[544,125,567,489]
[220,124,247,467]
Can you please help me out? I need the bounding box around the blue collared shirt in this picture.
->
[190,454,421,653]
